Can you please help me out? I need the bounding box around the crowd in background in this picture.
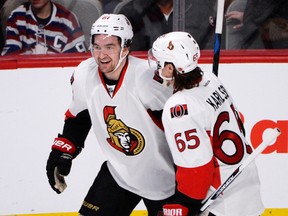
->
[0,0,287,56]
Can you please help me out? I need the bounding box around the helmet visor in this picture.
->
[148,48,160,69]
[148,49,173,81]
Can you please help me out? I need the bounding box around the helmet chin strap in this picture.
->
[111,48,128,73]
[158,68,173,87]
[159,69,173,81]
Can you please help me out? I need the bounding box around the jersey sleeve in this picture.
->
[162,94,216,200]
[68,61,89,116]
[62,12,86,53]
[60,60,91,148]
[1,8,22,55]
[61,109,91,149]
[54,3,86,53]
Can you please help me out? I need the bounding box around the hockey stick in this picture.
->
[200,127,281,212]
[212,0,225,76]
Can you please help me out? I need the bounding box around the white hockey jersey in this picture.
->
[68,56,175,200]
[162,71,264,216]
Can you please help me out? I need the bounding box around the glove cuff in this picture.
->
[52,137,77,155]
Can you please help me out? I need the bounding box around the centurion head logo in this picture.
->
[103,106,145,156]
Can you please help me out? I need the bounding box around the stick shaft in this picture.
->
[215,0,225,34]
[212,0,225,76]
[200,128,281,212]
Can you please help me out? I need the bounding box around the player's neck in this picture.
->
[32,2,52,19]
[104,58,127,81]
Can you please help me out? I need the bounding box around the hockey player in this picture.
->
[148,31,264,216]
[46,14,175,215]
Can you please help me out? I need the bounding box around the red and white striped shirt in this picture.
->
[1,2,86,55]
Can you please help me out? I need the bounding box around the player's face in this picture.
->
[160,64,174,86]
[92,34,127,78]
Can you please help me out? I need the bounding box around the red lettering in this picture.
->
[251,120,288,153]
[52,138,76,154]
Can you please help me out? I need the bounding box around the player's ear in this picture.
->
[122,47,129,57]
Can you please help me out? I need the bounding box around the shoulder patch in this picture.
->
[170,104,188,118]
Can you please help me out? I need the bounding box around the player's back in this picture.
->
[200,71,264,216]
[163,71,264,216]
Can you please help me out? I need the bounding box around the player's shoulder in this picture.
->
[164,88,207,116]
[164,91,186,109]
[73,57,96,77]
[202,70,222,85]
[127,55,152,80]
[77,57,95,68]
[128,55,149,68]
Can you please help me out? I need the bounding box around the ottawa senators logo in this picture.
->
[170,104,188,118]
[103,106,145,156]
[167,41,174,50]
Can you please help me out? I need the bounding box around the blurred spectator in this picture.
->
[117,0,216,51]
[101,0,122,13]
[118,0,173,51]
[224,0,247,49]
[225,0,288,49]
[0,0,5,11]
[1,0,86,55]
[184,0,216,49]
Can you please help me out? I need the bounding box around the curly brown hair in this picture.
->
[173,66,203,92]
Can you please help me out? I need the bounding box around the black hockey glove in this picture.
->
[46,136,80,194]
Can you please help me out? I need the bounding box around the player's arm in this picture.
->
[162,101,215,216]
[46,67,90,193]
[61,109,92,148]
[46,109,91,194]
[63,12,87,53]
[163,160,215,216]
[1,12,22,55]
